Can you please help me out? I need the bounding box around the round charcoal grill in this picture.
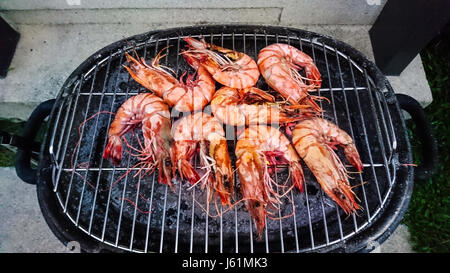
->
[11,25,437,253]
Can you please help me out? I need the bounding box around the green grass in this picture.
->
[402,37,450,253]
[0,118,47,167]
[0,119,26,166]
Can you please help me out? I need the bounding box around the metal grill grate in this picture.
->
[47,30,398,253]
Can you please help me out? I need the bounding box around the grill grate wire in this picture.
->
[47,32,398,253]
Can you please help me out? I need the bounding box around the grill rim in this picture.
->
[35,24,414,253]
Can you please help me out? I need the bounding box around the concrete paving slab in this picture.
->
[375,224,415,253]
[0,167,414,253]
[1,8,283,25]
[1,0,387,25]
[0,167,69,252]
[387,55,433,107]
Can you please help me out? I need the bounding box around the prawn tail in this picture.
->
[181,50,200,70]
[299,95,325,113]
[103,135,122,166]
[181,37,207,70]
[123,52,148,75]
[277,111,310,124]
[240,87,275,103]
[122,64,139,82]
[123,52,153,90]
[184,36,207,50]
[157,153,174,191]
[213,171,232,206]
[290,161,305,193]
[306,64,322,89]
[249,198,267,239]
[343,144,364,172]
[124,52,141,67]
[178,159,201,185]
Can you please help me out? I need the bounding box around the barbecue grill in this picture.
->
[10,25,437,253]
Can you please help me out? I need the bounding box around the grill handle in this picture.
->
[396,94,438,180]
[15,99,55,184]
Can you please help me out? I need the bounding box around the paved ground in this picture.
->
[1,1,387,25]
[0,167,72,252]
[0,167,414,253]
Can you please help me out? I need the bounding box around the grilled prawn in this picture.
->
[292,117,364,214]
[236,125,304,237]
[103,93,173,189]
[211,86,311,126]
[123,49,215,112]
[258,43,322,111]
[182,37,260,89]
[172,112,234,206]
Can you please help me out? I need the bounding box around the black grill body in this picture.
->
[31,25,416,253]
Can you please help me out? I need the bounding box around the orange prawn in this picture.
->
[172,112,234,206]
[258,43,322,111]
[211,86,312,127]
[182,37,260,89]
[292,117,364,215]
[123,48,215,112]
[235,125,304,237]
[103,93,174,189]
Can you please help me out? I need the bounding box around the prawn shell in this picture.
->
[257,43,322,104]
